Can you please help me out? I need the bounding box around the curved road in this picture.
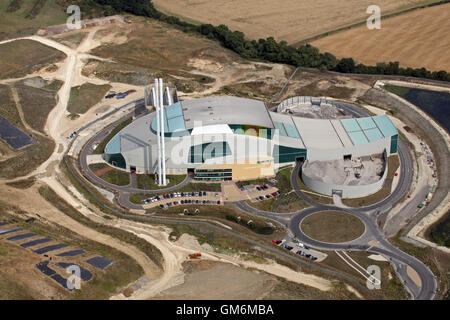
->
[76,97,436,300]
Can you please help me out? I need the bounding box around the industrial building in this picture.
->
[103,94,398,197]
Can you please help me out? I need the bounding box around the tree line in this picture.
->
[74,0,450,82]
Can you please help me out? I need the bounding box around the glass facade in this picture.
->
[390,134,398,154]
[189,141,232,163]
[273,145,307,163]
[194,168,232,181]
[105,153,126,169]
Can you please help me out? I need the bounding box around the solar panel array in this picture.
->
[7,233,37,241]
[0,227,22,235]
[20,238,52,248]
[85,256,115,270]
[34,243,68,254]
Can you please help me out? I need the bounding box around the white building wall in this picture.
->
[301,151,388,198]
[306,137,391,162]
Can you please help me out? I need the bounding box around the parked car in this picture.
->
[105,93,116,99]
[283,244,293,250]
[272,240,282,245]
[296,250,303,255]
[116,92,128,99]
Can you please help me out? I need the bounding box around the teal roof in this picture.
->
[364,128,384,142]
[105,133,121,154]
[340,115,397,146]
[274,121,300,139]
[284,123,300,138]
[151,102,186,133]
[348,131,368,145]
[274,122,287,136]
[166,102,183,119]
[340,118,361,132]
[373,115,398,137]
[356,117,376,130]
[168,115,186,132]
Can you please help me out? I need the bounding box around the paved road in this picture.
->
[75,97,436,300]
[77,105,192,210]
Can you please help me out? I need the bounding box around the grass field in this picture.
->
[89,18,241,77]
[136,173,186,190]
[50,31,88,49]
[0,135,55,179]
[0,202,145,300]
[321,250,409,300]
[389,232,450,299]
[0,84,23,129]
[0,0,67,40]
[0,80,59,179]
[67,83,111,115]
[89,163,130,186]
[152,0,440,44]
[15,78,63,132]
[312,3,450,72]
[0,39,66,79]
[300,211,365,243]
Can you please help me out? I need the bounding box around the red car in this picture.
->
[272,240,282,245]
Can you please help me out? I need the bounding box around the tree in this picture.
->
[335,58,355,73]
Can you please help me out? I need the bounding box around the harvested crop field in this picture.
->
[152,0,440,44]
[312,3,450,72]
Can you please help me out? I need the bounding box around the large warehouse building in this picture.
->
[103,96,399,197]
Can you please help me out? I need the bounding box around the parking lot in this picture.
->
[141,191,222,209]
[272,238,327,262]
[240,184,280,202]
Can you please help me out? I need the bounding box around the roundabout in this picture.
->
[73,93,437,300]
[299,210,365,244]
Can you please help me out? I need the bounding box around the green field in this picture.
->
[136,173,186,190]
[89,163,130,186]
[0,39,66,79]
[68,83,111,115]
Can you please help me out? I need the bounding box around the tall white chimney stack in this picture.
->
[153,80,162,186]
[159,78,167,186]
